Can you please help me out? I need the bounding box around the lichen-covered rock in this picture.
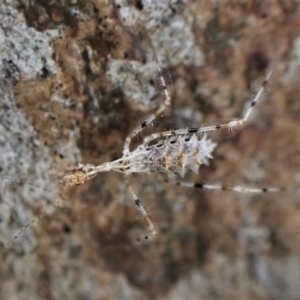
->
[1,0,300,299]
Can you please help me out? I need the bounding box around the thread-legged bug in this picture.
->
[5,44,284,247]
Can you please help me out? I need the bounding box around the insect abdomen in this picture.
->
[145,134,217,177]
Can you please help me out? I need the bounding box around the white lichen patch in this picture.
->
[0,1,62,79]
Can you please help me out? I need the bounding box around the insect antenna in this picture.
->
[3,167,79,246]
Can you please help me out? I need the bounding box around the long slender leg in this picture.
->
[123,49,173,155]
[143,64,274,146]
[125,177,157,240]
[164,178,285,193]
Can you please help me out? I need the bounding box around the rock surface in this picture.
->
[1,0,300,299]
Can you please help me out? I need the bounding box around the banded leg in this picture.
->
[164,178,285,193]
[123,50,173,155]
[125,179,157,241]
[143,64,275,146]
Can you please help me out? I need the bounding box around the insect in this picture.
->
[5,44,284,247]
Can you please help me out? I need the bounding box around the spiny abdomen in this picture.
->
[142,134,217,177]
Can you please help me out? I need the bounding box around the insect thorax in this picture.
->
[118,134,217,177]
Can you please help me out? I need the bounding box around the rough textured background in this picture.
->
[1,0,300,299]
